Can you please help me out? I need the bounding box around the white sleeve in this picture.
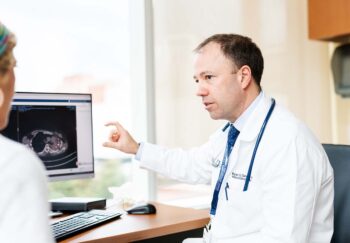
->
[138,132,223,184]
[0,150,54,243]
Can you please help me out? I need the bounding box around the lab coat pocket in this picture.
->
[224,178,263,235]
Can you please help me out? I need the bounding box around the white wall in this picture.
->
[152,0,333,149]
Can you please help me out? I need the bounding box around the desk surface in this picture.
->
[57,202,209,243]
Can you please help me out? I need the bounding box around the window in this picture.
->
[1,0,134,199]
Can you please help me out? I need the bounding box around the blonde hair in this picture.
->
[0,23,16,75]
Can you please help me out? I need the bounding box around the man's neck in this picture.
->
[242,88,261,112]
[232,91,263,131]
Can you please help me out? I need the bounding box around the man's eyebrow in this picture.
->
[193,71,212,79]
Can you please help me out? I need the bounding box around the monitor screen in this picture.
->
[1,92,94,181]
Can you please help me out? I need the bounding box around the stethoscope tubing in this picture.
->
[210,98,276,216]
[218,98,276,191]
[243,98,276,191]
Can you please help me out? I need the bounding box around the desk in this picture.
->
[57,203,210,243]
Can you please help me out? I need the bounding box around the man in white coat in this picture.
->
[103,34,334,243]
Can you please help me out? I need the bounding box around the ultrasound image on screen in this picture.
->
[1,105,78,170]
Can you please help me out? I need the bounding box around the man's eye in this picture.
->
[205,75,213,80]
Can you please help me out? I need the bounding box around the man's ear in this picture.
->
[240,65,252,89]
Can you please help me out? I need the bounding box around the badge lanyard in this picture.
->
[210,124,239,215]
[210,98,276,216]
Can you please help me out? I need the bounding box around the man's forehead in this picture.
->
[196,42,222,57]
[194,43,234,72]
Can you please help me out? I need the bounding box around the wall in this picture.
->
[152,0,333,149]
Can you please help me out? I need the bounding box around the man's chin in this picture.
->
[208,112,220,120]
[208,112,229,121]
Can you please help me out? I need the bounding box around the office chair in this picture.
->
[322,144,350,243]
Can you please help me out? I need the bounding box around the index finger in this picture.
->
[105,121,118,127]
[105,121,125,132]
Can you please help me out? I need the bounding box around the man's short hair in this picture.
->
[195,34,264,87]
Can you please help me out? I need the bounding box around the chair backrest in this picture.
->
[322,144,350,243]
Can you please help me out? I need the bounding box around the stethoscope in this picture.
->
[212,98,276,191]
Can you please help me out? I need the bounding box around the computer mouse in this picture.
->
[126,203,156,215]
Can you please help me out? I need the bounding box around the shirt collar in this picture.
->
[232,91,263,131]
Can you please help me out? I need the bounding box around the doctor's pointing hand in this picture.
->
[103,121,139,155]
[103,34,334,243]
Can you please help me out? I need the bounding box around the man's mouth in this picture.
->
[203,102,214,110]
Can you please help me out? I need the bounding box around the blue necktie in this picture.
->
[210,124,240,216]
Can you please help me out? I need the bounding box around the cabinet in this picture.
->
[308,0,350,41]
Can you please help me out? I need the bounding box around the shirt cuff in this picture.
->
[135,142,144,160]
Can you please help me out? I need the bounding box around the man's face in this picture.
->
[193,42,244,122]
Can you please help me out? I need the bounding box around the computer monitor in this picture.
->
[1,92,94,181]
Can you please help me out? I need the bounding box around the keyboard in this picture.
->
[51,209,122,241]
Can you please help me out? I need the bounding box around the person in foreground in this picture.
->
[0,22,54,243]
[103,34,334,243]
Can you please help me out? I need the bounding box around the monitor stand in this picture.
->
[50,197,106,212]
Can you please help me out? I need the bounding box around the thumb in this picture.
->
[103,141,119,149]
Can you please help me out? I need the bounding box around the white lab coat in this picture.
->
[0,135,54,243]
[139,94,334,243]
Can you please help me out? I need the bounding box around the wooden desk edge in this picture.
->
[59,202,210,243]
[98,216,209,243]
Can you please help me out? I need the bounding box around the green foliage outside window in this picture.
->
[48,158,129,199]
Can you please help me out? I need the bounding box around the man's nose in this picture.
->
[196,81,209,97]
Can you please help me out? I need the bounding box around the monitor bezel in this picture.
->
[11,91,95,182]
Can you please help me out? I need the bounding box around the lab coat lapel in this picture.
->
[239,94,272,143]
[227,94,273,173]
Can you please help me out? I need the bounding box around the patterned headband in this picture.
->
[0,22,10,57]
